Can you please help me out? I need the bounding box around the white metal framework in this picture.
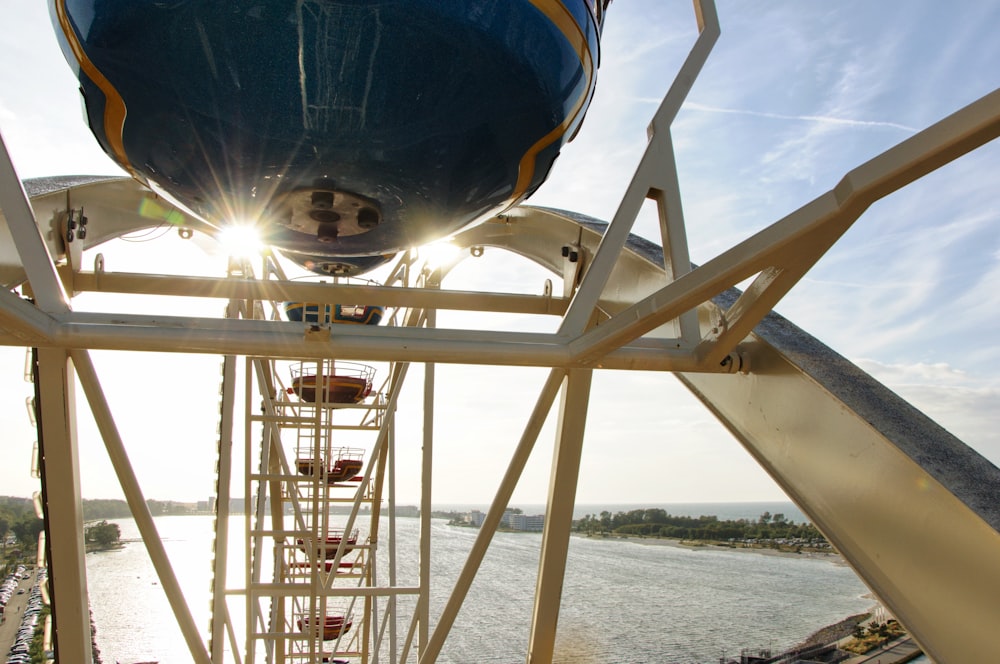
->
[1,2,999,663]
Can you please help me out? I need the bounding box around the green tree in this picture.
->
[11,514,44,547]
[599,511,611,532]
[576,514,599,534]
[643,508,667,523]
[85,520,121,547]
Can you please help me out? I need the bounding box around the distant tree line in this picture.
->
[8,496,195,520]
[573,509,827,544]
[0,496,43,562]
[81,498,133,519]
[1,494,193,561]
[83,498,192,518]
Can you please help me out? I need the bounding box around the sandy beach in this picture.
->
[574,531,847,563]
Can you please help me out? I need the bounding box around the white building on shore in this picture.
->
[501,510,544,532]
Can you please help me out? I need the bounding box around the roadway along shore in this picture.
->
[0,566,39,657]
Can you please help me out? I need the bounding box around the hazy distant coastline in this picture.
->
[438,501,809,523]
[575,531,843,561]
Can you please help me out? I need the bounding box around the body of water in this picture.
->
[440,502,811,523]
[84,505,872,663]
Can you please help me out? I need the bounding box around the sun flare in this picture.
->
[216,224,263,258]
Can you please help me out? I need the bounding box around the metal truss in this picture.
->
[1,1,999,662]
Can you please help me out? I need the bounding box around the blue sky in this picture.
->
[0,1,998,507]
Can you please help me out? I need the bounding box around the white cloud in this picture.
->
[855,359,974,387]
[777,142,1000,370]
[855,358,1000,467]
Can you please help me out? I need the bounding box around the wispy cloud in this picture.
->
[855,359,1000,466]
[680,102,917,133]
[0,0,995,507]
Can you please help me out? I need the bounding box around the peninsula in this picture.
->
[573,508,833,554]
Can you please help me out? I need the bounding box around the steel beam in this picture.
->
[677,303,1000,663]
[211,352,238,663]
[558,0,717,339]
[2,175,204,290]
[70,350,212,664]
[7,313,701,371]
[34,348,92,664]
[421,369,566,664]
[418,309,436,660]
[0,286,56,344]
[68,270,570,316]
[4,12,998,663]
[0,137,69,313]
[527,369,593,664]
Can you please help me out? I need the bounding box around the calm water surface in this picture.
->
[85,509,871,663]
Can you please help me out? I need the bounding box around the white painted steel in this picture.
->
[3,0,1000,661]
[8,95,999,664]
[211,349,238,664]
[70,349,212,664]
[419,369,567,664]
[0,287,55,344]
[33,348,92,664]
[387,408,398,664]
[527,370,594,664]
[1,175,204,289]
[678,343,1000,664]
[230,587,421,599]
[418,309,435,663]
[559,1,717,342]
[0,141,69,313]
[67,270,570,316]
[37,314,706,371]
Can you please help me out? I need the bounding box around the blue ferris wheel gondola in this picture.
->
[283,302,384,326]
[51,0,608,272]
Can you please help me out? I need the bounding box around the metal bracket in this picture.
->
[304,324,331,342]
[560,242,584,298]
[720,351,750,374]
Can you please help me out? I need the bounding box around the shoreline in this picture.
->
[574,531,845,563]
[574,532,890,661]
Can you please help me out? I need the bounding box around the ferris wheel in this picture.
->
[1,1,999,663]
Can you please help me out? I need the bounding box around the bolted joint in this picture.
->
[721,351,751,374]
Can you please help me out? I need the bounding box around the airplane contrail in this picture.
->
[640,99,918,132]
